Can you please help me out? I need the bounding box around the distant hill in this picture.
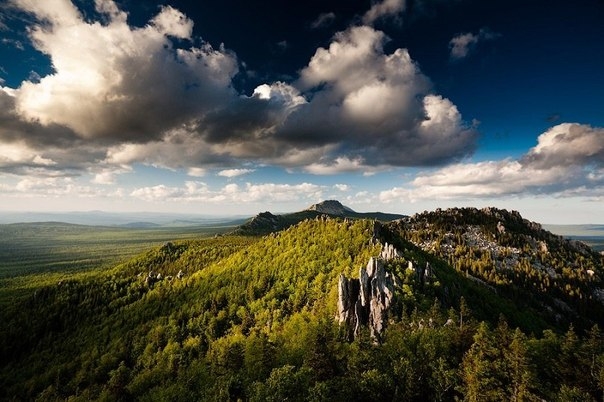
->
[545,224,604,252]
[306,200,356,215]
[118,222,161,229]
[0,211,248,226]
[233,199,406,235]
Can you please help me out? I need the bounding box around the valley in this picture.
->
[0,220,238,306]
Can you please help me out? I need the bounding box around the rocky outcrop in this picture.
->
[380,242,401,260]
[337,243,399,341]
[234,211,284,235]
[306,200,355,216]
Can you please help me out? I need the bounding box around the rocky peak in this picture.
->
[306,200,355,216]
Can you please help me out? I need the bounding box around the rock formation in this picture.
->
[380,242,401,260]
[337,243,399,341]
[306,200,355,216]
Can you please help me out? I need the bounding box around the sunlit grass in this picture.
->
[0,222,238,306]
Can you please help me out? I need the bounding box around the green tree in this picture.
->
[505,328,537,401]
[460,322,506,401]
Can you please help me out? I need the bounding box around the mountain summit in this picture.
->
[306,200,355,216]
[233,200,405,235]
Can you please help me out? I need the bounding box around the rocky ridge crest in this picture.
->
[306,200,355,216]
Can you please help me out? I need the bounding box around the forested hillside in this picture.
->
[1,211,603,401]
[388,207,604,330]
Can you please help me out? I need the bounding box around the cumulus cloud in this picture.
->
[287,25,478,167]
[0,174,124,200]
[380,123,604,202]
[2,0,478,180]
[304,156,387,176]
[12,0,238,142]
[334,184,350,192]
[218,168,255,178]
[449,28,500,60]
[363,0,406,25]
[102,24,477,172]
[150,5,194,38]
[187,167,207,177]
[522,123,604,169]
[90,165,132,185]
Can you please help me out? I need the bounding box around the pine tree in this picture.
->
[460,322,506,401]
[505,328,537,401]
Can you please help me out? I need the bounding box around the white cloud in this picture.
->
[2,0,478,180]
[311,12,336,29]
[3,174,123,199]
[187,167,207,177]
[90,165,131,185]
[104,129,230,170]
[0,142,37,165]
[334,184,350,191]
[32,155,56,166]
[449,32,478,59]
[304,156,387,175]
[92,171,116,185]
[363,0,406,25]
[252,82,306,111]
[130,181,324,204]
[150,6,194,39]
[218,168,255,178]
[130,184,184,202]
[523,123,604,168]
[286,25,477,168]
[11,0,238,141]
[449,28,500,60]
[240,183,323,202]
[346,191,377,206]
[380,123,604,203]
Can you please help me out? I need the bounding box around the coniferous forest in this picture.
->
[1,207,604,401]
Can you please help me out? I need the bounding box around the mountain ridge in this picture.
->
[233,199,407,235]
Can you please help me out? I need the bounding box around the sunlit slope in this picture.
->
[387,207,604,329]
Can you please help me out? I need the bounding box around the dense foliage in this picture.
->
[389,207,604,331]
[1,212,603,401]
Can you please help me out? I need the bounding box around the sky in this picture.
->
[0,0,603,223]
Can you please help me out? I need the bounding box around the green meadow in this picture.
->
[0,222,236,306]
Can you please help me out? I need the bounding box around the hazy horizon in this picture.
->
[1,204,604,227]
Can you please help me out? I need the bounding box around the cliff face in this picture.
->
[337,242,400,341]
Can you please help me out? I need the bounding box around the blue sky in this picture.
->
[1,0,603,223]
